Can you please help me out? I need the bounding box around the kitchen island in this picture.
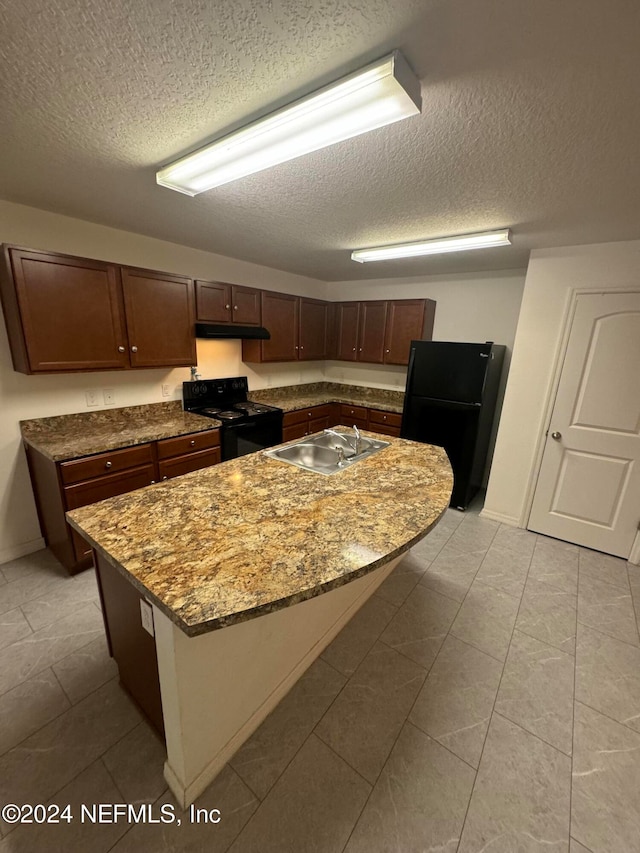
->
[66,431,452,807]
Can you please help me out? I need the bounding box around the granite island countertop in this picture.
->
[66,432,452,637]
[20,401,221,462]
[249,381,405,414]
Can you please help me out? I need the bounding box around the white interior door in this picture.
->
[528,291,640,557]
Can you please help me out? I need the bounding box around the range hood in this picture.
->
[195,323,270,340]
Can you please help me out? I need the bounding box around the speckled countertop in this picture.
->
[21,401,220,462]
[250,381,405,414]
[67,432,452,637]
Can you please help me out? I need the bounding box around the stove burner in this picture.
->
[216,410,245,421]
[201,407,222,415]
[236,403,271,415]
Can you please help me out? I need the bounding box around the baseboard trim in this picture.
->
[479,508,520,527]
[0,537,46,566]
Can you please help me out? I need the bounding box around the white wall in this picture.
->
[0,201,326,563]
[324,269,527,390]
[484,238,640,526]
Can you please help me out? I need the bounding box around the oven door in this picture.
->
[221,413,283,461]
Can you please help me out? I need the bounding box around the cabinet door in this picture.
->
[3,248,128,373]
[259,291,299,362]
[383,300,431,365]
[283,422,308,442]
[231,286,261,325]
[195,280,231,323]
[358,301,387,363]
[335,302,360,361]
[299,298,328,360]
[121,267,196,368]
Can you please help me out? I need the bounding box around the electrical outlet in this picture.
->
[85,389,99,407]
[103,388,115,405]
[161,383,171,397]
[140,600,155,637]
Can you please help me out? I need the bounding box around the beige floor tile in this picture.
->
[0,603,105,696]
[103,721,167,804]
[572,702,640,853]
[315,642,425,783]
[0,568,72,616]
[111,765,258,853]
[450,580,520,662]
[575,623,640,733]
[570,839,594,853]
[492,524,538,554]
[528,536,579,594]
[495,630,574,755]
[0,607,32,651]
[0,679,141,827]
[380,583,460,668]
[375,550,430,607]
[447,515,499,554]
[0,668,70,756]
[579,547,630,590]
[21,577,102,632]
[52,635,117,704]
[458,713,571,852]
[228,735,370,853]
[0,760,128,853]
[0,549,67,584]
[475,543,532,598]
[419,544,486,603]
[517,577,577,654]
[409,634,502,767]
[320,593,397,677]
[230,658,345,800]
[578,573,639,646]
[411,520,455,561]
[345,722,476,853]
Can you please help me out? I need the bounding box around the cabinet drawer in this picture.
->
[283,405,330,426]
[369,423,401,437]
[368,409,402,429]
[63,463,157,510]
[308,416,330,434]
[60,444,154,485]
[339,404,368,427]
[283,422,309,442]
[157,447,221,479]
[157,429,220,459]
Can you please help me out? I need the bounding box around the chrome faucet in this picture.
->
[352,425,363,455]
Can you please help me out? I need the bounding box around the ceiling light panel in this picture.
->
[351,229,512,262]
[157,51,421,195]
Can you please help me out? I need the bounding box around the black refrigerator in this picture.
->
[401,341,505,510]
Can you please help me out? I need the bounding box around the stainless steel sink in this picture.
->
[264,430,390,475]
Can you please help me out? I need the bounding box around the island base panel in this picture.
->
[154,555,401,808]
[94,551,165,737]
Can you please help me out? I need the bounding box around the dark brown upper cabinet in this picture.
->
[120,267,196,368]
[331,298,434,366]
[242,292,329,363]
[0,246,195,374]
[195,280,261,326]
[383,299,436,365]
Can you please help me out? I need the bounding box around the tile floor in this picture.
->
[1,502,640,852]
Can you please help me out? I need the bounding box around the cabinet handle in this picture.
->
[383,415,387,420]
[162,475,168,480]
[300,345,304,350]
[150,480,156,485]
[359,348,363,352]
[105,461,112,469]
[295,345,299,350]
[225,304,230,310]
[352,347,356,352]
[385,349,390,353]
[131,346,138,353]
[234,305,238,310]
[118,345,125,353]
[190,439,196,446]
[308,412,312,417]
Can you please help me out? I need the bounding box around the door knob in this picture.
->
[551,431,562,441]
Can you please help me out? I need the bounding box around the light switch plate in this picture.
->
[161,383,171,397]
[140,599,155,637]
[85,389,99,407]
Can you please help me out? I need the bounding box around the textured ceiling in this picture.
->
[1,0,639,280]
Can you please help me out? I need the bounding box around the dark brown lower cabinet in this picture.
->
[94,551,164,738]
[282,402,402,440]
[25,429,221,574]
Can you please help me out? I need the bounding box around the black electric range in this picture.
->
[182,377,283,461]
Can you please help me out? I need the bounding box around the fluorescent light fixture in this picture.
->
[351,229,512,263]
[157,51,421,195]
